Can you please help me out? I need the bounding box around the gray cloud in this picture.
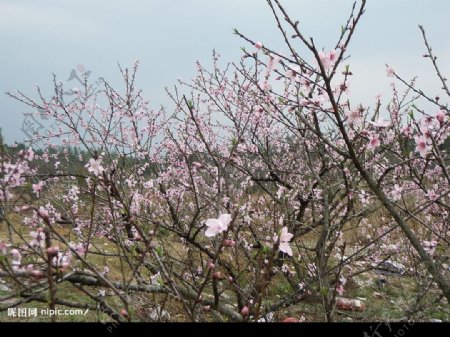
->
[1,0,449,143]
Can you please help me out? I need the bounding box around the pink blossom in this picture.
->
[241,306,249,317]
[286,65,299,79]
[427,190,438,201]
[336,297,365,311]
[367,133,381,150]
[328,49,338,63]
[10,249,21,268]
[345,109,361,125]
[224,239,236,247]
[318,50,337,71]
[60,252,72,269]
[423,239,438,255]
[85,158,105,176]
[32,181,44,197]
[392,184,403,201]
[370,119,390,128]
[338,81,350,95]
[386,66,395,77]
[37,206,49,222]
[282,317,299,323]
[436,110,446,125]
[70,242,87,255]
[254,41,263,50]
[47,246,60,256]
[419,125,432,141]
[204,213,232,237]
[414,135,430,157]
[31,269,44,278]
[30,230,46,248]
[24,148,34,161]
[318,52,331,70]
[274,226,294,256]
[401,125,412,136]
[268,54,280,72]
[53,251,71,269]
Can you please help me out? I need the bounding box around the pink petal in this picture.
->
[280,242,293,256]
[205,226,219,237]
[206,218,221,228]
[218,214,232,227]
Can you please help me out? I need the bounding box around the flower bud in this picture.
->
[47,246,59,256]
[31,269,44,279]
[281,317,299,323]
[436,110,445,125]
[38,207,49,223]
[240,306,249,317]
[224,239,236,247]
[208,262,215,269]
[212,271,221,280]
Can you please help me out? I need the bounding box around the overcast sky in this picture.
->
[1,0,449,144]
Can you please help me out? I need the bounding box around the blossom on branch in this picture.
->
[274,226,294,256]
[204,214,232,237]
[414,135,430,157]
[318,49,337,71]
[254,41,263,50]
[367,133,381,150]
[386,66,395,77]
[85,158,105,176]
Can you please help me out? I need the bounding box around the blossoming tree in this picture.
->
[1,0,449,322]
